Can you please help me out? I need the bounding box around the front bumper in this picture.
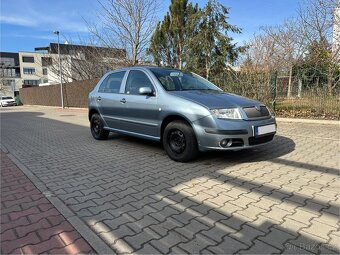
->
[192,115,276,151]
[1,102,17,106]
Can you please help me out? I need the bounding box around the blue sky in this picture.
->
[0,0,302,52]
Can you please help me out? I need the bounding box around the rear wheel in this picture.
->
[163,120,198,162]
[90,113,109,140]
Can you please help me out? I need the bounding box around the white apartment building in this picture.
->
[0,51,60,96]
[19,51,58,87]
[1,43,126,96]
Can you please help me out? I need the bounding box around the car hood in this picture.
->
[2,99,15,102]
[168,90,260,109]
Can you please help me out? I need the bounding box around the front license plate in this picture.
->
[255,124,276,136]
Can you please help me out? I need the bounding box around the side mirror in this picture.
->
[139,87,154,96]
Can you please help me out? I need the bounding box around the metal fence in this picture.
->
[210,70,340,120]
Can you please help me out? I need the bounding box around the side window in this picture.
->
[125,70,154,95]
[98,71,125,93]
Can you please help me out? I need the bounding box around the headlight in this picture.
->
[211,108,242,119]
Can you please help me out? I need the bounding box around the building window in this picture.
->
[23,68,36,75]
[0,57,15,66]
[3,79,15,87]
[22,56,34,63]
[41,57,52,66]
[43,68,48,75]
[23,80,39,85]
[0,68,18,77]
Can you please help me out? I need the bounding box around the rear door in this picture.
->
[95,71,127,130]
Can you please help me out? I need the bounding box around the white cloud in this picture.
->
[1,3,89,33]
[8,33,56,40]
[0,15,38,27]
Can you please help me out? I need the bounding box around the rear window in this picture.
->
[98,71,125,93]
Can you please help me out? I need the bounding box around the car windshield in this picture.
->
[150,68,221,91]
[2,97,13,100]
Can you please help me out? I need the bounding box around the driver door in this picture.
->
[120,70,160,138]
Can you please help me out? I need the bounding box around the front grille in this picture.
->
[248,134,274,145]
[243,106,270,118]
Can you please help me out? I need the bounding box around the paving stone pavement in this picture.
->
[0,151,95,254]
[1,106,339,254]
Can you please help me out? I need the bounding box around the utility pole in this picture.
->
[53,31,64,108]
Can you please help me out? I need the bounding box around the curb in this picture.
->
[21,105,88,111]
[1,146,115,255]
[276,117,339,125]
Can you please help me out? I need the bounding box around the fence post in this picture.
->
[271,71,278,114]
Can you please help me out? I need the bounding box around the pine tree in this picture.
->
[149,0,196,69]
[186,0,242,79]
[149,0,242,77]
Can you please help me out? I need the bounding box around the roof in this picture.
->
[35,43,126,57]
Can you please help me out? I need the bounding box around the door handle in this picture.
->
[120,98,126,103]
[97,96,101,101]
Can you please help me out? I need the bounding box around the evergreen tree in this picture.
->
[149,14,175,66]
[149,0,197,69]
[149,0,242,77]
[186,0,242,79]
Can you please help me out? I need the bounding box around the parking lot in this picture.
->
[1,106,339,254]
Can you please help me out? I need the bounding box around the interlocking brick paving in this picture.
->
[1,106,339,254]
[0,152,95,254]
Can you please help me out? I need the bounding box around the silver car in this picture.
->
[88,66,276,162]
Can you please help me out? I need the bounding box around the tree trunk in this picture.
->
[206,59,210,79]
[132,46,137,65]
[327,66,334,95]
[287,65,293,98]
[298,79,302,98]
[178,43,182,70]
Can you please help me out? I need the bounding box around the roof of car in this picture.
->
[112,66,181,72]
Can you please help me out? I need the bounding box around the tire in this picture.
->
[163,120,198,162]
[90,113,109,140]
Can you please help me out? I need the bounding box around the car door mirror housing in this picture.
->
[139,87,154,96]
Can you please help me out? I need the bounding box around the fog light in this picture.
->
[220,139,232,147]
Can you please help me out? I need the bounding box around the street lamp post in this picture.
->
[53,31,64,108]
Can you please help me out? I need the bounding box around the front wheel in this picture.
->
[163,120,198,162]
[90,113,109,140]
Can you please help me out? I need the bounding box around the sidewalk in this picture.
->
[0,152,95,255]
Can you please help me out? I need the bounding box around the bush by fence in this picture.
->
[20,79,99,108]
[211,70,340,120]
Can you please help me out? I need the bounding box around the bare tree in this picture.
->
[88,0,158,65]
[260,20,306,97]
[297,0,340,93]
[243,0,340,94]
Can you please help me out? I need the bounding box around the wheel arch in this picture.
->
[88,108,99,121]
[160,114,195,142]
